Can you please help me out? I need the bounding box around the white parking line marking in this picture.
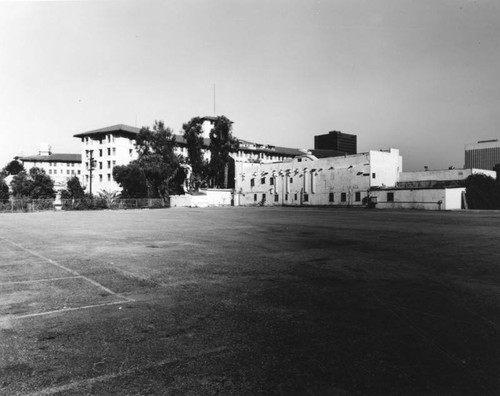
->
[4,300,129,320]
[23,346,228,396]
[0,276,82,286]
[0,238,134,303]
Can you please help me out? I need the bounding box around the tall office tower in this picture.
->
[314,131,357,155]
[465,139,500,170]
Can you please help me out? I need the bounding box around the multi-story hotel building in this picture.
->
[73,124,140,193]
[16,143,82,190]
[73,119,311,193]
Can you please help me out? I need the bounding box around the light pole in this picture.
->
[89,150,95,197]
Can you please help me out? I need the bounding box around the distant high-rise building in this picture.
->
[465,139,500,170]
[314,131,357,155]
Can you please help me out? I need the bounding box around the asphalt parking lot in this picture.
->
[1,207,500,395]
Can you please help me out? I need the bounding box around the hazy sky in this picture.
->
[1,0,499,171]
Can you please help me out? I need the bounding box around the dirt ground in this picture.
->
[1,207,499,395]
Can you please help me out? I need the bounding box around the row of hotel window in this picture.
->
[252,192,395,203]
[47,162,77,167]
[83,135,117,144]
[85,148,134,157]
[84,174,113,182]
[48,169,81,175]
[250,173,377,187]
[85,161,116,170]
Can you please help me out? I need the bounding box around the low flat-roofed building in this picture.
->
[234,148,402,207]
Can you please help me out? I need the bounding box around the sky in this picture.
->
[1,0,499,171]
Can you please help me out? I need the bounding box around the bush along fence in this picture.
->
[0,198,168,213]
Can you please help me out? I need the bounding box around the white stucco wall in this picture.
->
[170,189,232,207]
[445,188,465,210]
[369,149,402,188]
[370,188,465,210]
[398,168,496,183]
[234,150,401,207]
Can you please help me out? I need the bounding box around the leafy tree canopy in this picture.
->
[181,116,209,190]
[10,168,56,199]
[465,174,500,209]
[208,116,238,188]
[4,160,24,176]
[0,177,9,200]
[493,163,500,180]
[60,176,86,200]
[113,163,148,198]
[113,121,182,199]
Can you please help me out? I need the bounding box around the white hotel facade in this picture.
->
[73,120,307,194]
[74,124,139,193]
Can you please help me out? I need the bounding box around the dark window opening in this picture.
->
[254,194,257,201]
[250,179,255,187]
[387,192,394,202]
[261,177,266,184]
[355,192,361,202]
[274,194,279,202]
[329,192,334,202]
[303,193,309,202]
[341,192,347,202]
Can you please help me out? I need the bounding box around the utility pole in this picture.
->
[89,150,95,197]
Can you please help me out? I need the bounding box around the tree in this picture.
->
[181,116,209,190]
[4,160,24,176]
[208,116,238,188]
[113,163,148,198]
[465,174,500,209]
[0,177,9,200]
[10,168,55,199]
[10,171,32,198]
[60,176,86,200]
[493,163,500,181]
[113,121,182,200]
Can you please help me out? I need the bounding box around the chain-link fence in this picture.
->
[61,198,167,210]
[0,198,168,213]
[0,199,55,213]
